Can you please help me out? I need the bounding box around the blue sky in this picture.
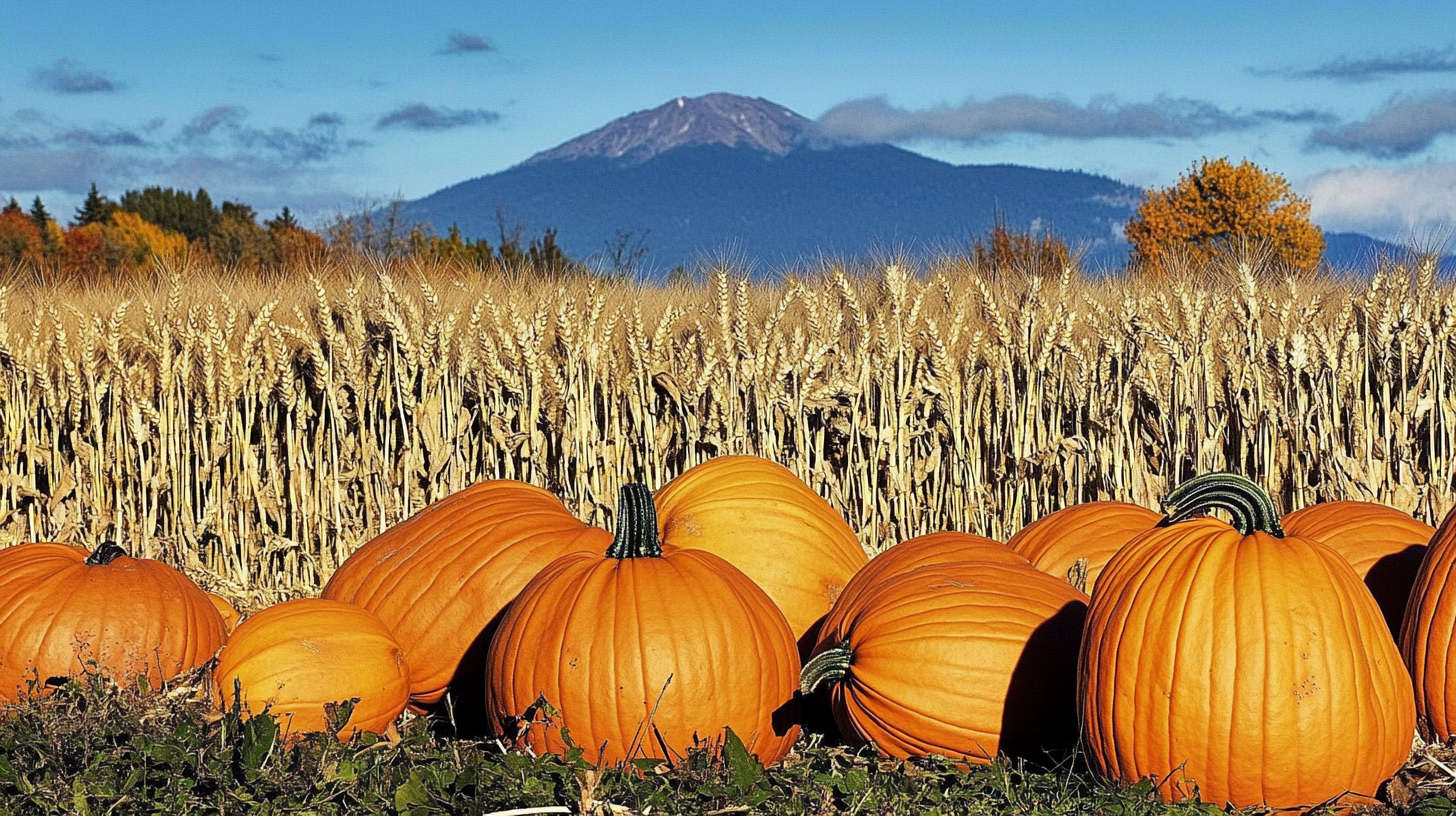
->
[2,0,1455,242]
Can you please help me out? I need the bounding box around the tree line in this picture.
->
[0,157,1335,282]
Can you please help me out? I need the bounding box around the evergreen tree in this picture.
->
[2,198,21,215]
[118,186,220,242]
[74,183,120,226]
[28,197,51,232]
[265,206,299,231]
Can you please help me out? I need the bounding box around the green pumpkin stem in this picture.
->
[799,641,853,694]
[606,483,662,559]
[1162,473,1284,537]
[84,541,127,565]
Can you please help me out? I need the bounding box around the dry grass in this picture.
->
[0,252,1451,607]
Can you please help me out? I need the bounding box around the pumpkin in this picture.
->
[1282,500,1433,638]
[832,531,1026,614]
[1399,505,1456,743]
[653,455,867,653]
[206,592,242,634]
[487,484,800,767]
[213,598,410,741]
[0,542,226,705]
[1007,500,1162,594]
[321,480,608,708]
[1081,474,1415,809]
[801,546,1087,764]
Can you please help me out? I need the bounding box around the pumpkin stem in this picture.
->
[84,541,127,565]
[799,641,853,694]
[1162,473,1284,537]
[606,483,662,559]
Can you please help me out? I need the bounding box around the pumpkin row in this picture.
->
[0,457,1449,811]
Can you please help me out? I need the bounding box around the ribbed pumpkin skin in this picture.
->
[832,532,1025,615]
[213,599,410,741]
[486,548,800,766]
[1283,500,1433,637]
[1399,506,1456,742]
[0,543,226,705]
[322,481,609,706]
[1082,518,1415,808]
[1008,501,1161,594]
[653,455,867,652]
[811,558,1087,763]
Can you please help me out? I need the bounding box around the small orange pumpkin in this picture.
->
[1282,500,1433,638]
[1008,500,1162,594]
[206,593,242,634]
[0,542,227,705]
[1082,474,1415,809]
[487,484,800,766]
[213,598,410,741]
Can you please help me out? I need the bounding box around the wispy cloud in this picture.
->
[376,103,500,131]
[1308,91,1456,158]
[1257,47,1456,83]
[0,106,367,219]
[1306,162,1456,241]
[438,32,493,55]
[812,94,1328,145]
[29,58,125,94]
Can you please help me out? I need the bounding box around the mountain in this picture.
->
[397,93,1142,274]
[1322,232,1456,275]
[525,93,811,165]
[399,93,1444,276]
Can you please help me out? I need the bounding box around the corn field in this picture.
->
[0,255,1452,608]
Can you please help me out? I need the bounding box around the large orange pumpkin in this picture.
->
[1283,500,1433,638]
[832,531,1025,614]
[1400,506,1456,743]
[801,546,1086,764]
[487,484,800,767]
[1081,474,1415,809]
[0,542,226,705]
[321,480,608,707]
[653,455,867,654]
[1007,500,1161,594]
[214,598,410,741]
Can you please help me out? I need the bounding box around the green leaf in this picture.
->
[722,727,764,792]
[394,768,431,811]
[1412,798,1456,816]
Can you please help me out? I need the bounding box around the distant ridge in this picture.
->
[525,93,812,165]
[397,93,1435,275]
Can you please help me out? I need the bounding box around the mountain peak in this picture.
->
[524,93,813,165]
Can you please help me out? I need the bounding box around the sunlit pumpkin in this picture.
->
[206,592,242,634]
[0,542,227,704]
[1283,499,1433,638]
[802,545,1086,764]
[487,484,800,766]
[321,480,608,708]
[1081,474,1415,809]
[1007,500,1162,594]
[1400,505,1456,743]
[213,598,410,741]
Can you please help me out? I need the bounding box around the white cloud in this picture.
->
[1304,161,1456,241]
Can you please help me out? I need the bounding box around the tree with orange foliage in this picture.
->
[0,199,45,267]
[1125,157,1324,275]
[106,211,189,267]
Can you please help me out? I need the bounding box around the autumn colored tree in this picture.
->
[970,211,1072,276]
[107,211,188,267]
[1125,157,1324,275]
[0,201,45,267]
